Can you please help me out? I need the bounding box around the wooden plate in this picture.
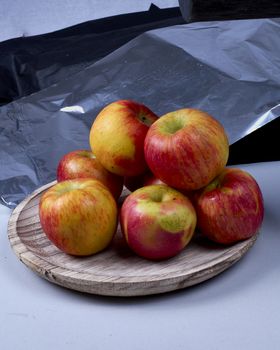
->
[8,181,258,297]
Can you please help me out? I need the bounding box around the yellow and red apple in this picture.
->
[120,184,197,260]
[89,100,158,177]
[193,168,264,244]
[57,149,123,199]
[39,179,118,256]
[144,108,229,191]
[39,99,265,261]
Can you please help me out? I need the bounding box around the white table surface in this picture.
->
[1,161,279,350]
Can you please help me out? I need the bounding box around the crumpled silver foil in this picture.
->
[1,18,279,207]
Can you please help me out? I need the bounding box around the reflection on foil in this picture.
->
[0,196,14,207]
[60,106,85,114]
[246,104,280,135]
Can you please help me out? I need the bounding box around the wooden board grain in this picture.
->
[7,181,258,297]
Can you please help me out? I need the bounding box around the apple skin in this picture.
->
[124,172,193,200]
[89,100,158,177]
[120,184,197,260]
[144,108,229,191]
[124,171,164,192]
[56,150,123,199]
[39,179,118,256]
[193,168,264,245]
[143,173,164,187]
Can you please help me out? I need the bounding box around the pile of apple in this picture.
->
[39,100,264,260]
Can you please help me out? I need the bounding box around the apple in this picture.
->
[39,178,118,256]
[124,171,164,192]
[144,108,229,191]
[56,149,123,199]
[124,172,194,203]
[89,100,158,177]
[143,173,164,187]
[120,184,197,260]
[123,172,147,192]
[193,168,264,244]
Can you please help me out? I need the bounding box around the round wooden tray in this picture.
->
[8,181,258,297]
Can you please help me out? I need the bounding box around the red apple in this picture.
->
[56,149,123,199]
[193,168,264,244]
[39,179,118,256]
[143,173,164,187]
[144,108,229,191]
[89,100,158,176]
[120,184,197,260]
[124,172,194,204]
[142,175,195,201]
[123,173,147,192]
[124,171,164,192]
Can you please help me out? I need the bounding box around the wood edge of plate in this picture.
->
[7,182,259,297]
